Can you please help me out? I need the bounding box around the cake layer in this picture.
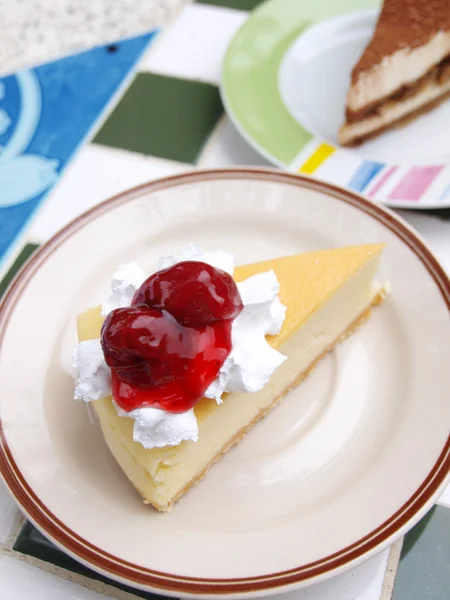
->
[339,76,450,146]
[346,54,450,122]
[77,245,386,511]
[348,1,450,113]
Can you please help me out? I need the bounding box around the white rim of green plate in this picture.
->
[221,0,450,210]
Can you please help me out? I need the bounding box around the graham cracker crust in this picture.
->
[148,290,386,512]
[341,86,450,147]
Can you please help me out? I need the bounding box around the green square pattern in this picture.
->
[196,0,266,10]
[392,506,450,600]
[94,73,223,163]
[0,243,39,299]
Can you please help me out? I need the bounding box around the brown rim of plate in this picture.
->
[0,168,449,595]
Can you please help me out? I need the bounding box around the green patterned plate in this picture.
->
[221,0,450,209]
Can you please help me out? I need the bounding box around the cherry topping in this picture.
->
[101,261,243,413]
[101,306,168,370]
[132,261,243,327]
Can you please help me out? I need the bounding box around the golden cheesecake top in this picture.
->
[233,244,385,348]
[78,244,385,349]
[78,244,385,420]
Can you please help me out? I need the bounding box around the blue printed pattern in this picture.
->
[0,32,157,264]
[440,183,450,201]
[347,161,384,193]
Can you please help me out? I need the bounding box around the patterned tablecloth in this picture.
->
[0,1,449,599]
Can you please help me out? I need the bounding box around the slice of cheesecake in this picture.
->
[339,0,450,146]
[77,244,386,511]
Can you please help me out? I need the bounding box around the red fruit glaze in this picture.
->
[132,261,243,327]
[100,261,243,413]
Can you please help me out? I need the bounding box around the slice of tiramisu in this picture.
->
[339,0,450,146]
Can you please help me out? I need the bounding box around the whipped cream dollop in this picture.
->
[101,262,146,316]
[204,271,286,401]
[73,245,286,449]
[73,339,111,402]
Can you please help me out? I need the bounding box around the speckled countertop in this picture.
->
[0,0,188,75]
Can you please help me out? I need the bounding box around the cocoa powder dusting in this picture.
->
[352,0,450,82]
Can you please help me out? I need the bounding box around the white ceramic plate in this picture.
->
[0,169,449,598]
[222,0,450,209]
